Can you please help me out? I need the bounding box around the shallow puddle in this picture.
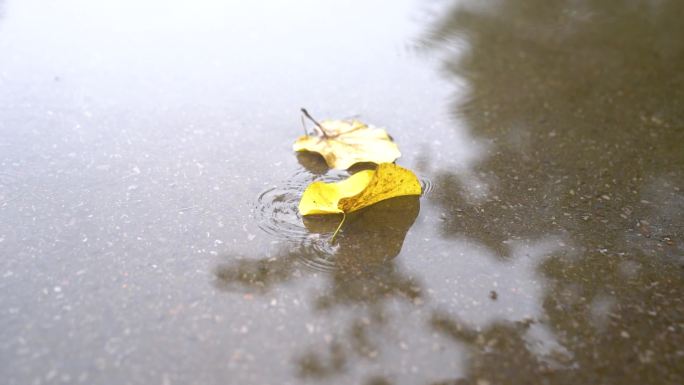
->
[0,0,682,384]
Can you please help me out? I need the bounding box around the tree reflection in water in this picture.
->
[214,194,434,382]
[421,0,684,383]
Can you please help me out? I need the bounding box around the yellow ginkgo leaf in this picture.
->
[293,110,401,170]
[298,163,421,216]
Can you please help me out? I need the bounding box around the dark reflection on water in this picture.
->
[216,195,419,290]
[216,196,424,382]
[216,196,420,291]
[420,0,684,383]
[296,152,329,176]
[425,0,684,254]
[304,196,420,271]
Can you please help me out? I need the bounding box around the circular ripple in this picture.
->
[255,169,349,272]
[257,169,432,271]
[420,177,434,196]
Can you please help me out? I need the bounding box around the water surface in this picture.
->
[1,0,682,384]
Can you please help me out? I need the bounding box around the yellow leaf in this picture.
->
[293,119,401,170]
[298,163,421,216]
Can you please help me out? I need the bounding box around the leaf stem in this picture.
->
[301,108,329,138]
[301,114,308,135]
[330,212,346,243]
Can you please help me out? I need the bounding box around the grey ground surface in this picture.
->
[1,0,682,384]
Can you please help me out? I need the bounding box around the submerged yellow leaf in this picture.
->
[298,163,421,216]
[293,119,401,170]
